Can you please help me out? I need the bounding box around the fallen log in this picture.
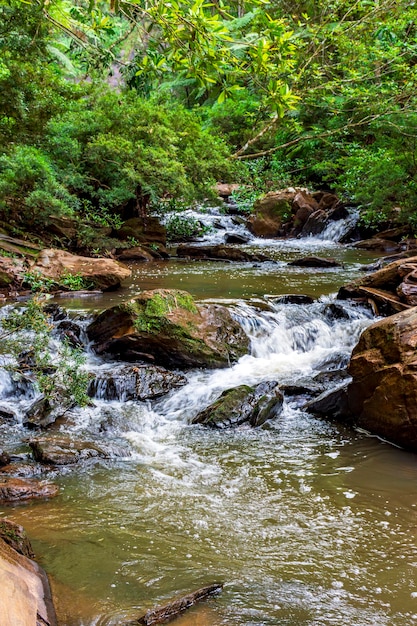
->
[124,583,223,626]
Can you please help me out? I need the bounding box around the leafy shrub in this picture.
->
[165,215,212,241]
[0,145,78,226]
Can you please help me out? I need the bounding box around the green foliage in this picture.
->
[165,215,212,242]
[0,145,78,226]
[60,272,92,291]
[23,270,56,293]
[1,296,90,408]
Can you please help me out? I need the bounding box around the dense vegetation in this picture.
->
[1,0,417,242]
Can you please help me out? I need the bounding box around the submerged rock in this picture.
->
[0,476,59,502]
[191,381,283,428]
[87,289,249,369]
[88,365,187,401]
[0,534,58,626]
[29,436,130,465]
[288,256,341,268]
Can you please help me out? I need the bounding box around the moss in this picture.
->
[133,290,198,334]
[0,523,20,543]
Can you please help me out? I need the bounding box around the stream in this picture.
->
[2,216,417,626]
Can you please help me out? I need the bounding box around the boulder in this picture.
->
[300,209,328,237]
[346,308,417,451]
[176,244,269,263]
[0,519,35,559]
[191,381,283,428]
[288,256,341,268]
[87,289,249,368]
[31,249,131,291]
[247,189,343,238]
[0,535,57,626]
[29,436,130,465]
[304,384,351,422]
[0,477,59,502]
[224,232,250,244]
[88,364,187,401]
[115,217,166,246]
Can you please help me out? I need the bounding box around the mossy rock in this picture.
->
[191,381,284,428]
[87,288,249,369]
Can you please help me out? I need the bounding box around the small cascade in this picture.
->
[162,205,252,245]
[317,209,360,243]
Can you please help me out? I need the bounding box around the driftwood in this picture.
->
[124,583,223,626]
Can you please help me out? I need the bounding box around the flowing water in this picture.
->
[2,220,417,626]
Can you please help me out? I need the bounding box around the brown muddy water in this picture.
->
[2,236,417,626]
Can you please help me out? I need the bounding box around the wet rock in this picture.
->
[31,248,131,291]
[346,307,417,451]
[0,534,58,626]
[0,476,59,502]
[0,404,19,422]
[56,320,83,348]
[299,209,328,237]
[0,450,11,466]
[88,365,187,401]
[272,294,315,305]
[0,519,35,559]
[304,383,352,422]
[224,232,250,244]
[191,381,283,429]
[176,244,269,263]
[288,256,341,268]
[22,396,65,430]
[115,217,166,246]
[87,289,249,369]
[29,436,130,465]
[322,303,351,321]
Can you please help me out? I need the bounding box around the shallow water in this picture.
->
[2,231,416,626]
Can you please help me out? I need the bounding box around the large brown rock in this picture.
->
[247,191,293,237]
[29,436,130,465]
[0,535,57,626]
[247,188,342,238]
[346,308,417,451]
[0,477,59,502]
[87,289,249,368]
[31,248,131,291]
